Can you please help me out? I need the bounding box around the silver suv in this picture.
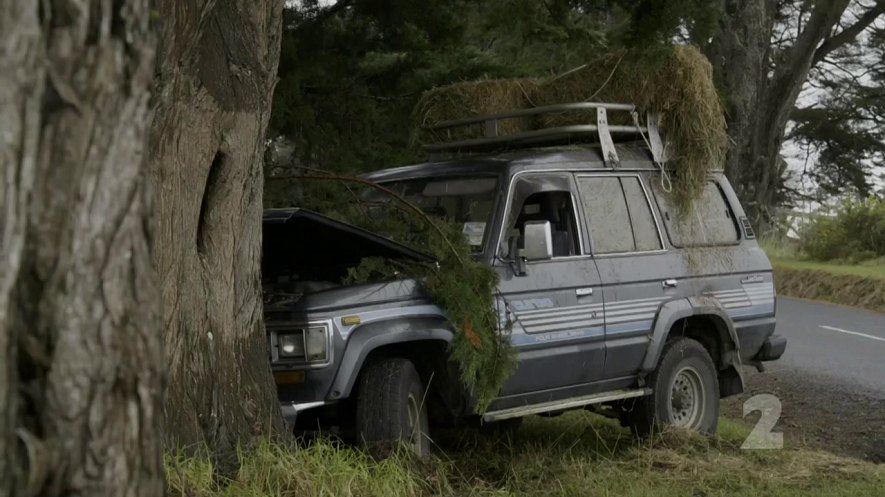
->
[262,104,786,455]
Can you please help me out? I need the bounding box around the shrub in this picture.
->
[800,196,885,262]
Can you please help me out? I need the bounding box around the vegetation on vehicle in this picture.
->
[166,412,885,497]
[288,176,514,412]
[414,45,726,211]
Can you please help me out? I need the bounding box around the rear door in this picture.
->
[492,172,606,407]
[575,174,683,381]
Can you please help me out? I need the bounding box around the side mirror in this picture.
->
[522,220,553,261]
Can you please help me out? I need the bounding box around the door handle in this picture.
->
[662,279,678,288]
[575,287,594,297]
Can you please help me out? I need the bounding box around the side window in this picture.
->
[500,174,581,258]
[653,180,739,247]
[577,176,663,254]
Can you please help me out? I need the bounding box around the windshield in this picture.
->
[365,176,499,252]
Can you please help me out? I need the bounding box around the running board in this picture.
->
[483,388,651,422]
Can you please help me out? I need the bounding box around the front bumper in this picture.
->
[755,334,787,362]
[280,401,329,429]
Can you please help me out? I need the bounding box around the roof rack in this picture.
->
[422,101,665,167]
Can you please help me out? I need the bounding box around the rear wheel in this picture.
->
[356,358,431,457]
[627,337,719,436]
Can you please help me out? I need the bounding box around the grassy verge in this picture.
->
[166,412,884,497]
[768,258,885,313]
[759,240,885,312]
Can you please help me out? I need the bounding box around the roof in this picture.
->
[363,142,658,183]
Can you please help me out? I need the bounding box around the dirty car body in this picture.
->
[262,144,786,446]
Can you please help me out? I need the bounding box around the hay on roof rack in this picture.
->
[413,78,540,144]
[411,45,726,210]
[529,45,727,209]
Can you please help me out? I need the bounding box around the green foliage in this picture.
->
[269,0,723,175]
[800,197,885,262]
[291,177,514,412]
[166,413,885,497]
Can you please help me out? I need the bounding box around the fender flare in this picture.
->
[642,297,744,389]
[328,316,454,399]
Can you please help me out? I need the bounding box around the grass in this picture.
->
[166,412,885,497]
[759,238,885,280]
[769,258,885,280]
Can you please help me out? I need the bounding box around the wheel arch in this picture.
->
[329,316,455,401]
[643,297,745,397]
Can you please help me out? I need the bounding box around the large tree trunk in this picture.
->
[705,0,776,216]
[0,1,162,497]
[149,0,285,467]
[708,0,877,229]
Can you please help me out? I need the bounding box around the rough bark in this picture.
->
[149,0,286,467]
[706,0,778,224]
[0,1,162,497]
[708,0,883,229]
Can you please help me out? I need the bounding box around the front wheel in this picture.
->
[355,358,431,457]
[627,337,720,436]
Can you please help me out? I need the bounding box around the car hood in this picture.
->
[265,279,429,316]
[262,208,435,314]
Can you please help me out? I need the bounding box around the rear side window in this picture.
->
[577,176,663,254]
[653,181,739,247]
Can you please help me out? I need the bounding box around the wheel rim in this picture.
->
[406,392,425,454]
[668,365,706,429]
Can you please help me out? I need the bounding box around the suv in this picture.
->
[262,103,786,455]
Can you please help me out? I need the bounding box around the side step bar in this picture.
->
[483,388,651,422]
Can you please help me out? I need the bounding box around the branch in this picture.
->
[813,0,885,64]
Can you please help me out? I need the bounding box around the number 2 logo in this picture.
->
[741,394,784,449]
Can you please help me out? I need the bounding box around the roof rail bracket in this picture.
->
[597,108,620,167]
[484,119,499,138]
[646,112,666,164]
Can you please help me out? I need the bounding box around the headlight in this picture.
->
[276,325,329,363]
[278,334,305,358]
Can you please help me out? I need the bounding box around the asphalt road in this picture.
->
[768,297,885,396]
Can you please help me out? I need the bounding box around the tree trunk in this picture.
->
[0,1,162,497]
[706,0,777,225]
[148,0,285,468]
[708,0,871,229]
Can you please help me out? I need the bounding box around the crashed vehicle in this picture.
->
[262,103,786,455]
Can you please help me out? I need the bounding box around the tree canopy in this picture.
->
[269,0,885,216]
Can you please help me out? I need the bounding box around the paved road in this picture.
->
[769,297,885,396]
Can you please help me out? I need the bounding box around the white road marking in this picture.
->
[819,325,885,343]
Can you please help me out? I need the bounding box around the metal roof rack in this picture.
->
[422,101,665,167]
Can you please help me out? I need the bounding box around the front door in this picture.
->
[492,172,605,409]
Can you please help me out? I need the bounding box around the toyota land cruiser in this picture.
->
[262,102,787,455]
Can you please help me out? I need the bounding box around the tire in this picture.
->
[627,337,719,436]
[355,358,431,457]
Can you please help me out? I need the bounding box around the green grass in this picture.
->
[769,257,885,280]
[166,413,884,497]
[759,238,885,280]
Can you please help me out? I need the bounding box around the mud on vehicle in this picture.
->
[262,102,787,456]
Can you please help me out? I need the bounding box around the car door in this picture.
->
[575,174,683,381]
[492,172,606,408]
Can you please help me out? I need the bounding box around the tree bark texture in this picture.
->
[0,1,162,497]
[708,0,878,228]
[149,0,285,465]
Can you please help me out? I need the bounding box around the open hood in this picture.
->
[262,208,435,284]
